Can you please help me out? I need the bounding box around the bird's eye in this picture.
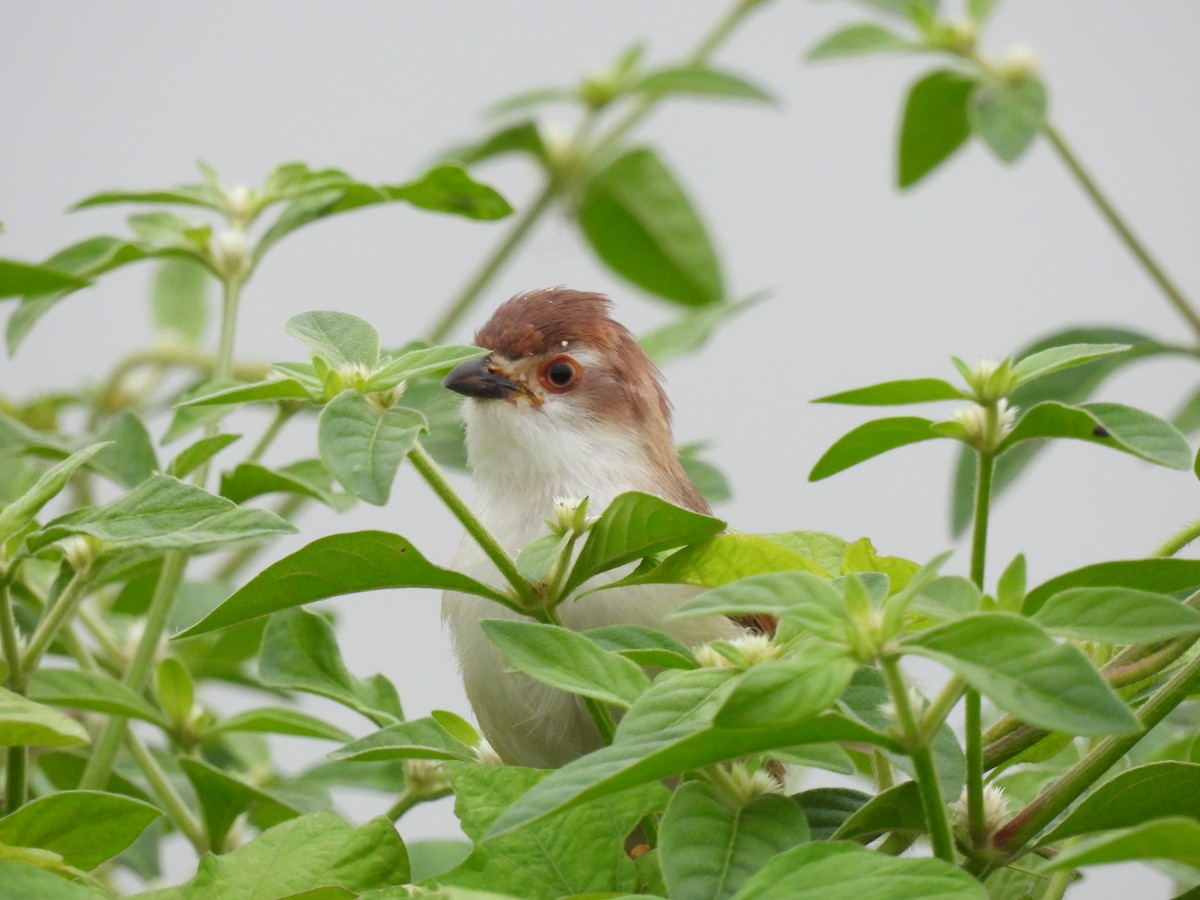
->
[538,355,581,392]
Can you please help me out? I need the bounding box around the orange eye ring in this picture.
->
[537,354,581,393]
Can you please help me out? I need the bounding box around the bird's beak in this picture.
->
[443,356,520,400]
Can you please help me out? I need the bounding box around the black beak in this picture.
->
[443,356,520,399]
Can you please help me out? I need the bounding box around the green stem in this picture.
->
[386,785,453,822]
[5,745,25,815]
[19,567,90,681]
[79,553,188,790]
[969,451,994,588]
[920,675,965,741]
[1154,518,1200,558]
[993,650,1200,857]
[964,450,994,849]
[880,655,955,862]
[214,276,242,383]
[1040,842,1078,900]
[1042,122,1200,343]
[245,403,297,463]
[1,574,26,813]
[124,735,208,854]
[407,442,539,610]
[871,749,895,792]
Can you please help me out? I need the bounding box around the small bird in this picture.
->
[441,288,743,768]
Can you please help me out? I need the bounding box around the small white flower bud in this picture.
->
[694,643,735,668]
[473,739,503,767]
[695,633,780,669]
[722,762,784,805]
[997,43,1041,81]
[211,228,251,279]
[224,185,256,224]
[953,784,1012,839]
[549,496,591,535]
[952,398,1018,453]
[403,759,449,795]
[59,535,101,572]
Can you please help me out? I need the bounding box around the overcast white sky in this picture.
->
[4,2,1198,895]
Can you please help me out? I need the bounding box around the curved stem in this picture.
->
[124,733,208,854]
[20,567,90,680]
[245,403,297,463]
[386,785,453,822]
[880,655,955,862]
[1042,122,1200,343]
[1153,518,1200,558]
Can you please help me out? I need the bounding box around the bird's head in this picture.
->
[443,288,705,512]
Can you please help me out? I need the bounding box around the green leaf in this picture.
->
[968,0,1000,23]
[331,717,475,763]
[807,23,910,60]
[730,841,986,899]
[659,781,809,900]
[0,859,107,898]
[832,781,926,842]
[1173,382,1200,434]
[582,624,697,670]
[999,401,1190,470]
[438,762,664,898]
[285,311,381,370]
[0,790,161,870]
[638,293,764,366]
[714,650,857,728]
[406,839,473,882]
[0,258,90,299]
[258,608,403,726]
[155,657,194,728]
[431,710,481,749]
[450,119,551,168]
[176,377,316,407]
[208,707,352,742]
[1024,558,1200,615]
[162,381,240,442]
[809,417,942,481]
[167,433,240,479]
[317,393,426,505]
[145,811,407,899]
[93,410,158,487]
[27,668,166,727]
[1043,818,1200,871]
[909,576,980,622]
[178,757,302,853]
[635,65,774,103]
[72,183,224,213]
[177,531,506,638]
[1043,761,1200,845]
[1032,587,1200,644]
[562,492,725,595]
[792,788,871,841]
[0,443,108,543]
[897,70,977,189]
[481,620,651,708]
[578,147,723,306]
[29,474,295,554]
[996,553,1026,613]
[0,687,89,747]
[363,345,487,392]
[152,257,210,344]
[969,76,1048,163]
[219,460,347,510]
[813,378,965,406]
[515,532,569,585]
[1011,343,1130,385]
[679,445,733,505]
[901,613,1139,735]
[669,572,847,644]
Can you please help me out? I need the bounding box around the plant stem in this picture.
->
[920,675,964,741]
[1153,518,1200,558]
[19,567,90,681]
[245,403,297,463]
[386,785,453,822]
[969,451,994,588]
[124,734,208,853]
[1042,122,1200,343]
[214,276,242,383]
[407,442,539,610]
[964,449,994,849]
[880,655,955,862]
[79,552,188,790]
[993,650,1200,857]
[0,574,26,813]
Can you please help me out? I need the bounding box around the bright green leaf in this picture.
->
[898,70,977,189]
[178,757,302,853]
[1024,558,1200,615]
[285,311,380,370]
[1032,587,1200,644]
[1011,343,1129,385]
[155,658,194,728]
[0,258,90,299]
[176,377,316,407]
[0,687,89,747]
[813,378,965,406]
[996,553,1026,613]
[999,401,1190,470]
[27,668,166,728]
[93,411,158,488]
[809,417,942,481]
[636,65,774,103]
[0,790,161,870]
[609,533,826,594]
[833,780,925,842]
[331,717,475,763]
[792,788,871,841]
[0,859,106,897]
[219,459,348,510]
[969,76,1048,163]
[167,433,240,479]
[363,345,487,392]
[208,707,352,742]
[715,651,857,728]
[808,23,910,60]
[670,572,847,644]
[1044,818,1200,872]
[582,624,697,670]
[0,443,108,543]
[1043,762,1200,843]
[317,392,426,505]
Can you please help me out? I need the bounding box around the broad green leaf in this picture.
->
[842,538,920,596]
[27,668,166,727]
[0,859,106,897]
[406,839,473,882]
[902,613,1139,735]
[285,311,380,370]
[898,70,976,189]
[152,257,210,344]
[1043,762,1200,842]
[481,619,651,708]
[909,575,980,622]
[177,530,506,637]
[93,411,158,487]
[792,788,871,841]
[140,811,407,899]
[638,293,763,365]
[969,76,1048,163]
[0,687,89,747]
[450,119,551,168]
[608,533,826,594]
[178,757,302,853]
[177,376,315,407]
[208,707,352,742]
[219,459,348,510]
[670,572,847,644]
[1043,818,1200,871]
[0,258,90,299]
[0,790,160,870]
[582,624,697,670]
[1032,587,1200,644]
[431,710,481,749]
[715,651,857,728]
[515,532,569,585]
[1024,558,1200,615]
[155,658,194,728]
[331,717,475,763]
[363,345,487,392]
[809,417,941,481]
[0,443,108,542]
[29,474,295,554]
[730,841,986,899]
[167,433,239,479]
[763,531,847,575]
[317,392,425,505]
[813,378,964,406]
[635,65,773,102]
[1012,342,1129,385]
[659,781,809,900]
[832,781,925,842]
[438,762,664,898]
[999,401,1189,469]
[807,23,910,60]
[578,147,723,306]
[562,492,724,595]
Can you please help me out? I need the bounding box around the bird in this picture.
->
[440,287,744,768]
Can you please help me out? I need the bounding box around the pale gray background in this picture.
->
[3,1,1198,896]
